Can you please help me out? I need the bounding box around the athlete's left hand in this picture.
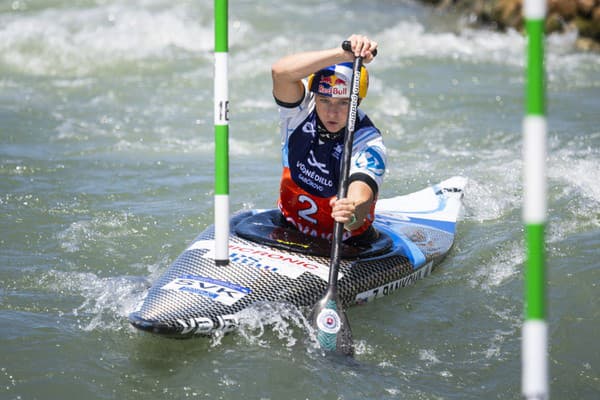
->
[330,197,358,228]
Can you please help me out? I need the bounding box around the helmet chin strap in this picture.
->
[316,114,345,141]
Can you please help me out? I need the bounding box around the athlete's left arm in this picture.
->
[331,113,386,229]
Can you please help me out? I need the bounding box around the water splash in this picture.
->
[469,240,523,292]
[40,270,150,332]
[208,302,313,350]
[463,178,520,223]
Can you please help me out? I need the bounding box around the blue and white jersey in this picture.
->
[275,87,386,239]
[278,89,386,198]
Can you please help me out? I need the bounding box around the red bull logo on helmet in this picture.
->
[310,63,354,98]
[317,73,348,97]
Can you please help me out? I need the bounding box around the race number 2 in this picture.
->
[297,195,318,224]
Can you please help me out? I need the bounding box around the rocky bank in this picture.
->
[420,0,600,51]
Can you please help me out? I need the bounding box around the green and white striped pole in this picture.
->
[522,0,548,399]
[214,0,229,265]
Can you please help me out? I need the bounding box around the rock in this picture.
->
[576,36,600,51]
[549,0,578,19]
[546,12,564,34]
[494,0,522,29]
[573,15,600,40]
[594,4,600,23]
[420,0,600,51]
[577,0,596,17]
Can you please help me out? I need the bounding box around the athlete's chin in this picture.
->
[325,122,343,131]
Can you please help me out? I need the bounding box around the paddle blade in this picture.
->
[310,288,354,356]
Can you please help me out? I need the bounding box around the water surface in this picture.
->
[1,1,599,399]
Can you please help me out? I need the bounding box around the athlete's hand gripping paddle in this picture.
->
[309,40,375,356]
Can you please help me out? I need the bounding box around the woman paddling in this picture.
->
[271,34,387,244]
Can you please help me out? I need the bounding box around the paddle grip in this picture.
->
[342,40,378,57]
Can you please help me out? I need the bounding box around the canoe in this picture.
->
[129,176,467,337]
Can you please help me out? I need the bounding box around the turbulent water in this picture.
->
[1,1,599,399]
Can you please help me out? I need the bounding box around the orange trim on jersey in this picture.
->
[278,167,374,241]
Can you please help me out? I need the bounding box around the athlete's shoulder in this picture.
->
[278,91,316,143]
[354,112,383,144]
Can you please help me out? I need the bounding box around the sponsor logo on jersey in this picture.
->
[302,121,316,136]
[333,143,343,159]
[355,147,385,176]
[295,159,333,192]
[307,149,329,174]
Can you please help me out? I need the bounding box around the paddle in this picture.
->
[309,40,374,356]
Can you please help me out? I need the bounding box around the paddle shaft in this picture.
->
[327,46,363,289]
[311,41,376,355]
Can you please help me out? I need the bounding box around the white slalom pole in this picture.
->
[522,0,548,399]
[214,0,229,265]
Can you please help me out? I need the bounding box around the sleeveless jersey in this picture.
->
[276,89,386,240]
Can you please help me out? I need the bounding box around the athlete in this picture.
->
[271,34,386,243]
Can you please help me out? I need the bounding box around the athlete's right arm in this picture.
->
[271,47,349,105]
[271,35,377,105]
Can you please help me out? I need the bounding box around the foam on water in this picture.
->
[57,212,137,253]
[473,155,596,302]
[0,2,213,76]
[377,18,600,97]
[457,169,520,223]
[551,148,600,206]
[370,80,414,120]
[418,348,442,365]
[378,21,525,68]
[1,1,596,83]
[469,239,523,292]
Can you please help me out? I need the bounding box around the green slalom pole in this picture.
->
[522,0,548,399]
[214,0,229,265]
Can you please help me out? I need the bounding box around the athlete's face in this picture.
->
[315,95,349,133]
